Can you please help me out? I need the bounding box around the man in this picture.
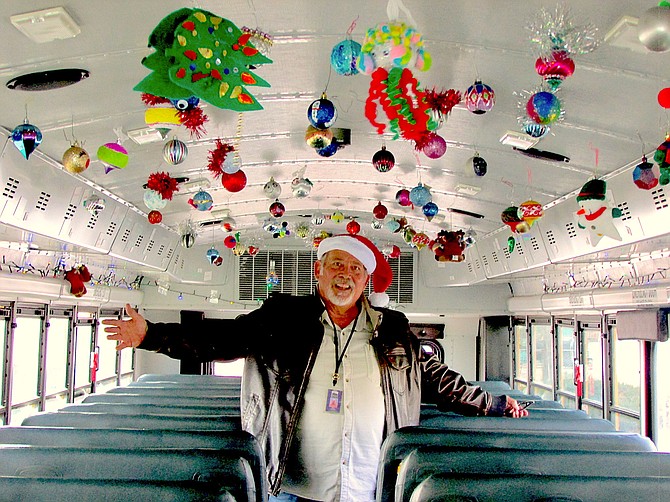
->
[104,234,528,502]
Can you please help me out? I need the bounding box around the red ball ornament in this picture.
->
[247,245,260,256]
[346,219,361,235]
[269,199,285,217]
[148,210,162,224]
[373,201,388,220]
[389,245,401,259]
[659,88,670,109]
[224,235,237,249]
[222,169,247,192]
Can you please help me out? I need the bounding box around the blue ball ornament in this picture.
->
[307,94,337,129]
[330,39,361,76]
[422,202,439,221]
[526,91,562,125]
[189,190,213,211]
[12,122,42,159]
[317,139,340,157]
[409,183,432,207]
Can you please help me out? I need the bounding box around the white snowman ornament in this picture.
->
[575,179,622,247]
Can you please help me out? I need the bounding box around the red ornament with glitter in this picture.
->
[346,219,361,235]
[222,170,247,192]
[148,210,163,224]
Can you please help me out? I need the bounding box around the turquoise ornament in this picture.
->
[12,122,42,159]
[409,183,432,207]
[188,190,213,211]
[330,39,361,76]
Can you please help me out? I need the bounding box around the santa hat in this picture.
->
[317,234,393,308]
[576,178,606,202]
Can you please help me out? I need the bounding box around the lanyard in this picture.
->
[329,313,359,387]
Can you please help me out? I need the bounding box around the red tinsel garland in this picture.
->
[207,139,236,179]
[147,171,179,200]
[424,88,462,115]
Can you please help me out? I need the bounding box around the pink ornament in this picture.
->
[535,51,575,90]
[222,170,247,192]
[395,189,412,207]
[422,133,447,159]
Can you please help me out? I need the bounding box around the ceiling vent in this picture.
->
[499,131,539,150]
[6,69,89,91]
[10,6,81,43]
[514,147,570,163]
[127,127,165,145]
[455,183,481,196]
[604,15,647,54]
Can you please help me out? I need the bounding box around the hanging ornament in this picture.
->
[62,142,90,174]
[83,195,105,217]
[372,145,395,172]
[373,201,388,220]
[220,215,236,232]
[472,154,487,176]
[207,247,223,266]
[522,120,550,139]
[307,93,338,129]
[224,235,237,249]
[416,132,447,159]
[395,189,412,207]
[273,221,290,238]
[501,206,530,234]
[11,121,42,159]
[331,38,361,76]
[141,93,208,138]
[526,91,562,125]
[179,219,198,248]
[97,142,128,174]
[403,226,416,245]
[291,176,314,198]
[331,210,345,223]
[412,231,430,250]
[269,199,285,217]
[575,178,623,246]
[144,189,168,211]
[346,219,361,235]
[463,228,477,247]
[222,170,247,193]
[464,80,495,114]
[430,230,466,262]
[409,183,432,207]
[148,210,163,224]
[233,242,246,256]
[422,201,439,221]
[311,211,325,226]
[188,190,213,211]
[163,138,188,165]
[385,219,401,233]
[508,236,516,253]
[147,171,179,200]
[518,200,544,228]
[633,156,659,190]
[223,153,240,174]
[654,137,670,185]
[527,4,600,59]
[638,4,670,52]
[247,245,260,256]
[305,125,333,149]
[535,51,575,90]
[424,87,462,128]
[207,139,236,180]
[371,219,384,230]
[659,88,670,109]
[295,222,311,239]
[316,139,341,157]
[263,177,282,199]
[266,271,280,289]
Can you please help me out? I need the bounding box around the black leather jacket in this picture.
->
[139,293,506,495]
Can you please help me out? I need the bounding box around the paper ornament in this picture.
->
[575,178,623,246]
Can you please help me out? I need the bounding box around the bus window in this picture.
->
[530,322,554,400]
[582,326,604,418]
[513,322,528,392]
[9,314,42,425]
[98,313,123,393]
[556,323,577,408]
[73,323,93,400]
[610,326,641,433]
[44,316,70,412]
[655,340,670,452]
[0,315,6,411]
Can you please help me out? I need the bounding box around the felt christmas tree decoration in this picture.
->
[575,178,622,247]
[134,8,273,112]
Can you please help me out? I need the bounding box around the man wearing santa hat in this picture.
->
[104,234,528,502]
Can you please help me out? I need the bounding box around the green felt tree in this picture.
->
[134,8,272,112]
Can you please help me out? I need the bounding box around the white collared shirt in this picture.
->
[281,307,385,501]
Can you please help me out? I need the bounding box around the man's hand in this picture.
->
[504,396,530,418]
[102,303,148,351]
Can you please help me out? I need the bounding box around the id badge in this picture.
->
[325,388,342,413]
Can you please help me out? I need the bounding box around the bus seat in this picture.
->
[106,386,241,398]
[396,446,670,502]
[408,472,670,502]
[0,446,257,501]
[137,373,242,386]
[420,407,589,421]
[417,415,614,431]
[467,380,511,391]
[375,426,655,502]
[21,411,241,430]
[58,402,240,416]
[83,393,240,406]
[0,427,266,498]
[0,477,236,502]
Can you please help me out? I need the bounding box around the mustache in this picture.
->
[332,278,355,288]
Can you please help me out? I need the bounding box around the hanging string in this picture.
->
[589,142,599,178]
[346,16,359,37]
[636,131,647,158]
[386,0,417,26]
[234,113,244,169]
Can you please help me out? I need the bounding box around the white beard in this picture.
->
[322,279,357,307]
